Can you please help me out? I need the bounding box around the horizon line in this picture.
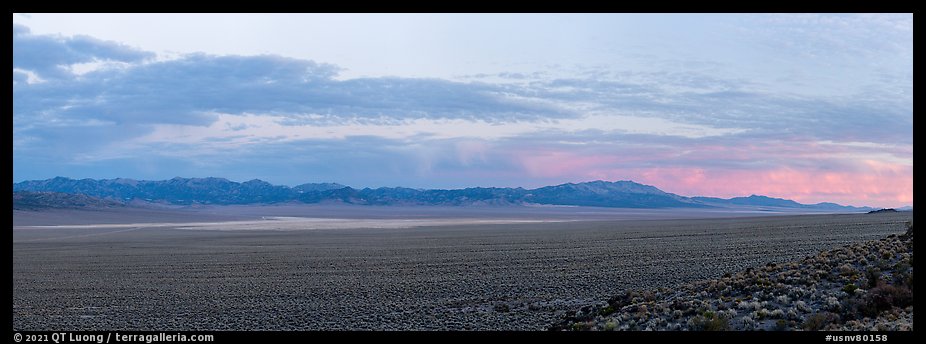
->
[13,175,906,209]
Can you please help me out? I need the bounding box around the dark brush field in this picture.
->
[12,207,911,330]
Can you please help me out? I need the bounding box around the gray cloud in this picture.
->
[13,24,154,80]
[13,24,911,148]
[14,54,575,131]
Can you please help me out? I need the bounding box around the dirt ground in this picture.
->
[12,208,910,330]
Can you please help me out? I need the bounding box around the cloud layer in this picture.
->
[12,15,913,208]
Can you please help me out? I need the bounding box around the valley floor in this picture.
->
[12,209,911,330]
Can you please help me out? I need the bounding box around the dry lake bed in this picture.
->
[12,207,911,330]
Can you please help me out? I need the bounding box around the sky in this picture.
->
[12,13,913,208]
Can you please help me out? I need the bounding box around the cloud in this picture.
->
[11,21,912,208]
[13,24,154,80]
[754,14,912,60]
[13,55,577,130]
[13,24,910,145]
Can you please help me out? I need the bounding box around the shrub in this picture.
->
[689,311,730,331]
[842,283,858,295]
[893,261,911,274]
[902,271,913,289]
[571,321,594,331]
[858,283,913,317]
[599,305,615,316]
[839,264,855,276]
[642,291,656,302]
[877,260,891,271]
[865,268,882,289]
[604,320,618,331]
[803,312,839,331]
[769,309,785,319]
[795,300,812,312]
[774,319,789,331]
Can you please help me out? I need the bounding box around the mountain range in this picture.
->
[12,177,880,212]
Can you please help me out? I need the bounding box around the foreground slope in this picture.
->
[553,222,914,331]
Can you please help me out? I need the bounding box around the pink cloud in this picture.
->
[623,166,912,208]
[517,150,621,178]
[505,136,912,208]
[509,148,911,208]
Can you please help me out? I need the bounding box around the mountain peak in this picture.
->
[567,180,665,195]
[294,182,347,192]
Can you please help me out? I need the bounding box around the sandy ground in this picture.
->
[13,203,851,226]
[15,216,566,233]
[12,207,255,226]
[12,209,910,330]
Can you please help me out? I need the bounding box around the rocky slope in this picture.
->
[553,222,914,331]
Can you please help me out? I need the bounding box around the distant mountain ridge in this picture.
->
[691,195,870,210]
[12,177,875,211]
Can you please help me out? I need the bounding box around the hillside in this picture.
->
[553,222,914,331]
